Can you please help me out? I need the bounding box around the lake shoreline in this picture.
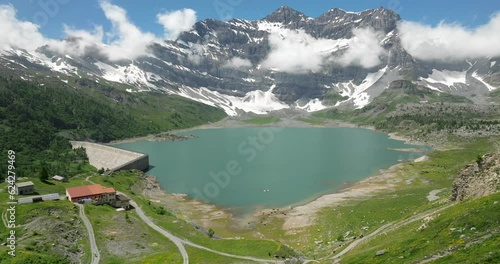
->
[121,116,431,231]
[259,163,404,230]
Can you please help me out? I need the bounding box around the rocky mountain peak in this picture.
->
[312,7,401,39]
[359,7,401,32]
[362,7,401,20]
[263,5,308,24]
[318,8,347,19]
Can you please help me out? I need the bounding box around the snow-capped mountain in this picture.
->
[0,6,498,116]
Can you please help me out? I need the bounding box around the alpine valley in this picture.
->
[1,4,500,264]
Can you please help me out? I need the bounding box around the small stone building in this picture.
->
[15,181,35,195]
[52,175,66,182]
[112,194,131,209]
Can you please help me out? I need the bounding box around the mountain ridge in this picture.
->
[0,7,498,116]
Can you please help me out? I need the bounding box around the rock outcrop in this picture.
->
[451,153,500,201]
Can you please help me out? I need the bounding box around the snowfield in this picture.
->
[175,85,289,116]
[421,69,467,86]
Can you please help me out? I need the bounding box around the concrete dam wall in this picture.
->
[70,141,149,173]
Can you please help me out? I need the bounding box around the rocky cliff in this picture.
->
[451,153,500,201]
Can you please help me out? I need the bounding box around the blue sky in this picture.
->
[1,0,499,39]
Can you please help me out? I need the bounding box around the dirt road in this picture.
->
[76,203,100,264]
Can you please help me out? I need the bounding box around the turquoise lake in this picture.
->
[115,127,428,214]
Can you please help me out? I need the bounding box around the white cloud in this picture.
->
[399,13,500,61]
[261,28,384,73]
[0,5,47,51]
[97,0,156,60]
[223,57,252,68]
[48,0,156,61]
[0,1,199,61]
[338,28,385,68]
[49,25,104,57]
[262,29,340,73]
[157,9,197,40]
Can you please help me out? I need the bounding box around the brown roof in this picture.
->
[66,184,116,199]
[15,181,34,188]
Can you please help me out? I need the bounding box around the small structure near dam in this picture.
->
[70,141,149,174]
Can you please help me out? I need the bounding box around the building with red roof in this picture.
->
[66,184,116,203]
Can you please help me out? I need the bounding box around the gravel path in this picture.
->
[128,199,190,264]
[129,198,281,263]
[331,203,456,262]
[75,203,100,264]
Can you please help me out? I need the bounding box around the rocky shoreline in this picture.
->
[134,171,232,229]
[109,132,198,145]
[148,133,197,142]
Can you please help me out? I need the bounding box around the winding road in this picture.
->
[129,199,280,264]
[129,200,189,264]
[75,203,100,264]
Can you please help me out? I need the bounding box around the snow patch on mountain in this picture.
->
[382,30,396,43]
[228,19,253,30]
[94,62,158,89]
[472,71,497,91]
[422,83,444,92]
[237,85,289,114]
[1,57,27,69]
[40,56,78,75]
[175,85,289,116]
[336,66,387,108]
[174,85,290,116]
[491,61,497,67]
[4,48,78,76]
[155,41,189,56]
[257,21,285,33]
[422,69,467,86]
[352,93,370,109]
[295,98,327,112]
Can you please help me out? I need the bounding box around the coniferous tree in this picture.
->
[39,166,49,182]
